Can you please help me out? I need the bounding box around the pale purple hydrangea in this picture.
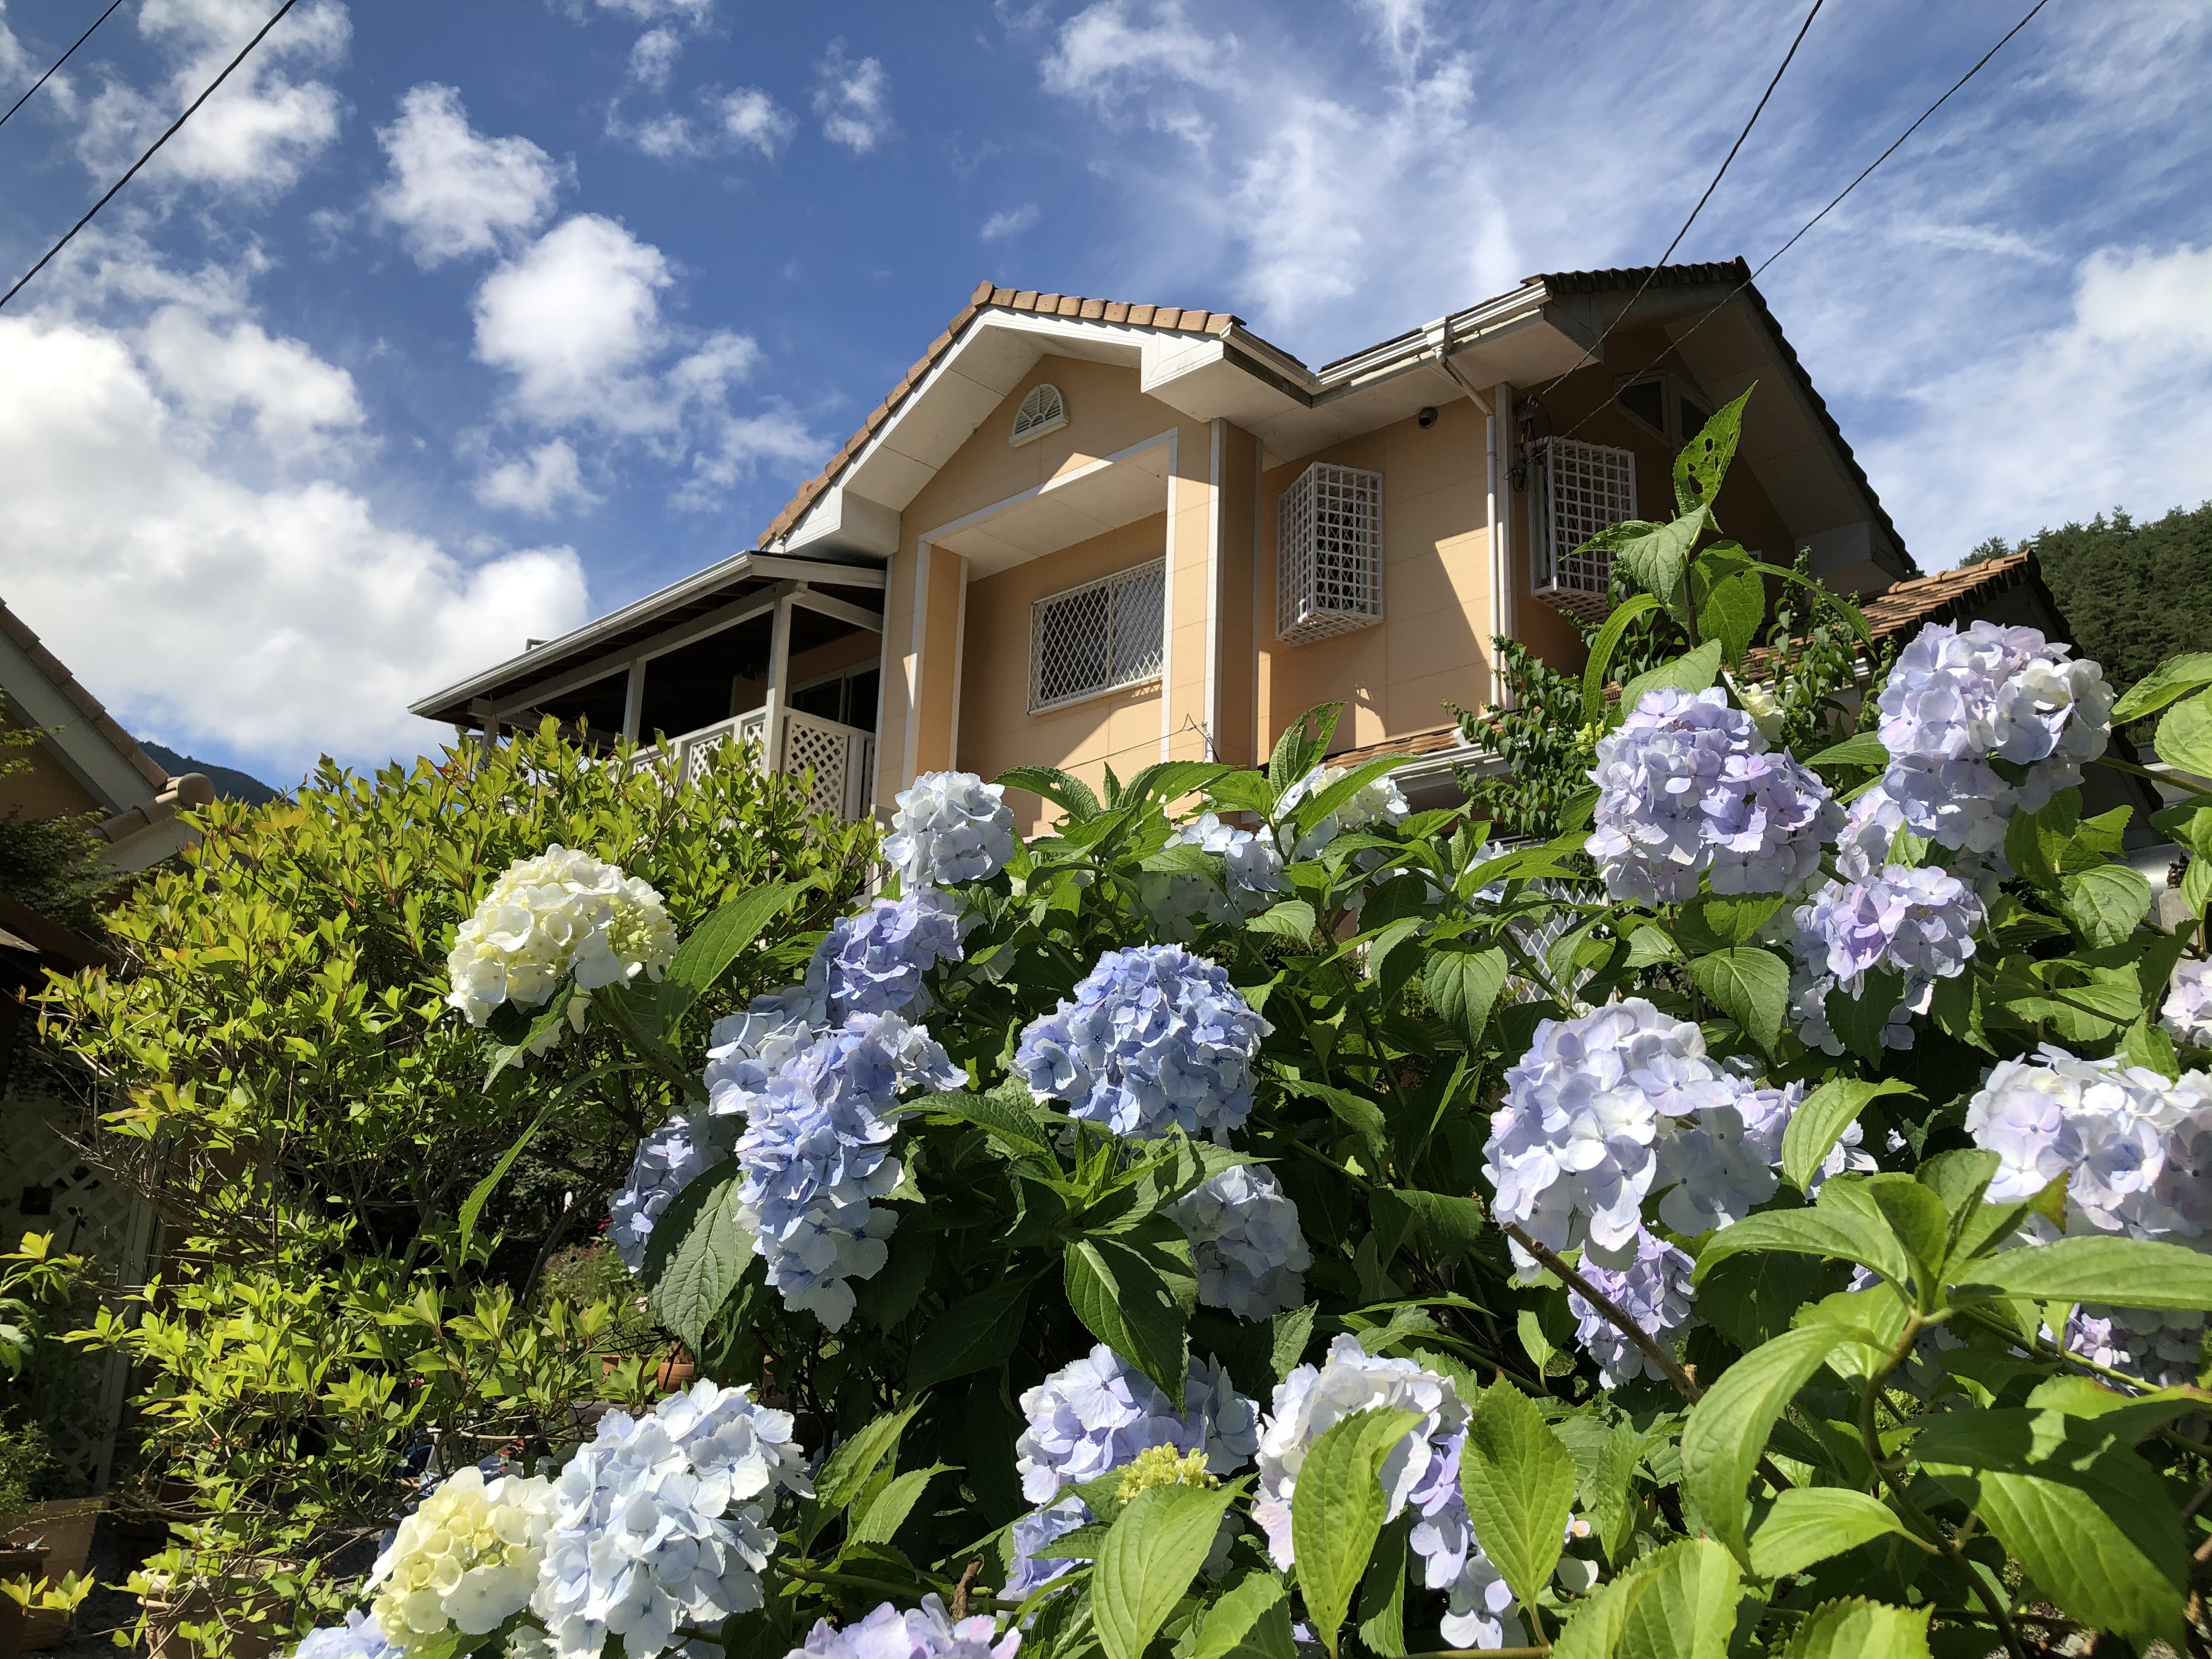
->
[734,1011,964,1330]
[2162,960,2212,1047]
[1877,620,2114,855]
[1172,1164,1312,1319]
[1003,1496,1091,1600]
[1831,783,1910,883]
[2062,1305,2207,1388]
[1584,687,1840,905]
[1012,945,1270,1140]
[1013,1345,1260,1505]
[611,1114,725,1273]
[1255,1336,1519,1651]
[1566,1229,1697,1387]
[1788,961,1919,1057]
[533,1382,812,1659]
[1792,866,1985,991]
[787,1595,1019,1659]
[292,1613,400,1659]
[1650,1082,1788,1235]
[806,888,966,1020]
[884,771,1017,888]
[1140,814,1286,936]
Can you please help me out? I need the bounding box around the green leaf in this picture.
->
[1066,1233,1194,1399]
[905,1082,1058,1167]
[1692,1200,1915,1294]
[1604,514,1705,627]
[1268,705,1344,793]
[2056,864,2152,947]
[1688,947,1788,1052]
[904,1276,1035,1392]
[1187,1569,1291,1659]
[1208,769,1279,816]
[1680,1325,1857,1567]
[1121,761,1233,809]
[996,764,1102,822]
[1423,946,1508,1049]
[1092,1479,1242,1659]
[2111,652,2212,724]
[1781,1079,1917,1194]
[1277,1078,1387,1150]
[1677,891,1781,951]
[482,985,576,1088]
[1581,593,1661,718]
[1268,1303,1318,1384]
[2154,689,2212,777]
[1775,1599,1932,1659]
[1673,387,1750,518]
[1803,732,1891,771]
[1289,1407,1421,1657]
[1616,1537,1741,1659]
[1616,640,1725,724]
[456,1091,562,1260]
[1551,1568,1645,1659]
[640,1160,751,1354]
[1457,1382,1577,1617]
[1582,1421,1645,1566]
[1290,758,1410,848]
[1862,1176,1952,1307]
[1956,1233,2212,1310]
[1698,567,1765,668]
[1378,1189,1487,1265]
[814,1402,924,1510]
[1247,900,1318,941]
[1748,1489,1911,1579]
[663,881,805,1020]
[1355,1516,1410,1659]
[849,1464,948,1546]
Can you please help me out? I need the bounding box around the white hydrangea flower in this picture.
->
[446,845,676,1031]
[532,1383,812,1659]
[1736,681,1784,742]
[1139,813,1286,937]
[1172,1164,1312,1319]
[1278,764,1409,859]
[368,1468,558,1651]
[2161,959,2212,1047]
[884,771,1017,888]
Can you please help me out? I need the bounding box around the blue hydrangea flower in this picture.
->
[1792,865,1985,991]
[1567,1229,1697,1387]
[2162,959,2212,1047]
[1172,1164,1312,1319]
[610,1113,725,1273]
[735,1011,964,1330]
[1650,1081,1786,1235]
[1013,1345,1260,1505]
[292,1612,400,1659]
[1255,1337,1519,1651]
[533,1382,812,1659]
[884,771,1017,888]
[789,1595,1020,1659]
[1877,620,2114,855]
[2061,1304,2207,1388]
[1003,1495,1091,1600]
[1012,946,1270,1140]
[806,888,966,1020]
[1139,814,1286,936]
[1585,687,1839,905]
[1277,765,1409,860]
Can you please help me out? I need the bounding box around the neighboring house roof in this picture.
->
[0,599,168,796]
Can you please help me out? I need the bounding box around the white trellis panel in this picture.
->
[1277,462,1384,645]
[1530,436,1638,623]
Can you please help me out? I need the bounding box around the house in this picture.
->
[413,259,1950,830]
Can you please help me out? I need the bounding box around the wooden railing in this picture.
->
[631,707,876,820]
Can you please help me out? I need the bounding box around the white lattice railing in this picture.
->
[633,707,874,820]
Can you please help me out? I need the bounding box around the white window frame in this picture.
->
[1276,461,1384,645]
[1028,559,1165,714]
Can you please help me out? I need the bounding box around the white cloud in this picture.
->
[77,0,350,197]
[475,438,599,516]
[629,26,681,90]
[814,41,890,153]
[676,405,825,510]
[1040,0,1234,104]
[577,0,712,20]
[139,304,365,461]
[625,111,699,158]
[371,83,565,267]
[719,87,795,155]
[1865,243,2212,565]
[980,202,1039,241]
[0,309,587,777]
[472,214,676,432]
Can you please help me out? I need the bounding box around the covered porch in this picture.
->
[410,552,887,821]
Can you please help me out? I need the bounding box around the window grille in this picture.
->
[1011,382,1066,446]
[1029,559,1165,712]
[1529,436,1637,622]
[1277,462,1383,644]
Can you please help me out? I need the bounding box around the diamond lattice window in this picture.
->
[1277,462,1383,645]
[1030,560,1165,712]
[1530,436,1638,622]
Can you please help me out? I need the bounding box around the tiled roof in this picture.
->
[1858,549,2035,641]
[0,596,170,792]
[759,281,1248,546]
[1323,724,1476,772]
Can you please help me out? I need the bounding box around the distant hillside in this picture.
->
[1965,500,2212,701]
[138,741,284,806]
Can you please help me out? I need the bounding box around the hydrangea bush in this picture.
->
[276,402,2212,1659]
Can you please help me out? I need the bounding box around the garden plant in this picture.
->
[50,396,2212,1659]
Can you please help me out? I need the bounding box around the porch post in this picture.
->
[620,658,644,744]
[763,594,793,768]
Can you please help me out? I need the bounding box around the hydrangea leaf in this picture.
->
[1354,1514,1410,1658]
[847,1464,952,1547]
[2056,864,2152,948]
[638,1158,751,1354]
[1268,1303,1318,1385]
[2111,653,2212,724]
[662,880,806,1024]
[1550,1566,1646,1659]
[998,765,1102,822]
[1781,1079,1918,1194]
[1188,1568,1292,1659]
[1616,1536,1741,1659]
[2155,690,2212,778]
[1680,1324,1857,1567]
[1246,900,1318,940]
[1065,1231,1195,1399]
[1422,945,1507,1049]
[1092,1479,1244,1659]
[814,1401,924,1511]
[1688,946,1789,1054]
[1774,1598,1932,1658]
[1458,1381,1577,1616]
[1747,1489,1911,1580]
[1953,1234,2212,1311]
[1288,1406,1422,1657]
[904,1275,1036,1392]
[1268,706,1344,793]
[1802,731,1890,771]
[1208,769,1280,816]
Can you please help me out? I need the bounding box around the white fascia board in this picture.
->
[782,487,901,558]
[103,816,196,872]
[0,629,154,814]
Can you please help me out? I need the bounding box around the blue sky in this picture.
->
[0,0,2207,788]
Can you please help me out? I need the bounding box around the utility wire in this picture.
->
[0,0,300,313]
[0,0,126,134]
[1528,0,1826,409]
[1557,0,2051,442]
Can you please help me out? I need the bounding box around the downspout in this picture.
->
[1433,330,1508,711]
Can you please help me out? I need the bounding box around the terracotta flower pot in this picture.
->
[0,1546,50,1659]
[3,1502,103,1650]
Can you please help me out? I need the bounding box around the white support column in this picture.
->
[620,658,645,743]
[763,594,793,769]
[1492,381,1519,709]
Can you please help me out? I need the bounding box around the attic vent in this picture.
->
[1530,436,1638,623]
[1011,383,1066,447]
[1277,462,1383,644]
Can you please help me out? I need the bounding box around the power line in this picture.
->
[0,0,127,134]
[1529,0,1826,408]
[0,0,301,314]
[1556,0,2051,442]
